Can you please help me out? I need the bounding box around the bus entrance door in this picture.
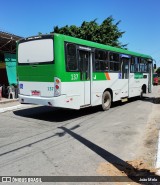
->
[79,50,91,106]
[121,56,129,98]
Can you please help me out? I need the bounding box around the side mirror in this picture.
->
[154,64,157,69]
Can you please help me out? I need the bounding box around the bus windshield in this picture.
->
[18,39,54,64]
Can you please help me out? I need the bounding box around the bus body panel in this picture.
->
[129,73,149,97]
[19,94,80,109]
[18,81,54,97]
[92,73,129,103]
[17,33,153,110]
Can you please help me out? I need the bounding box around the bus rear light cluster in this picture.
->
[55,85,59,89]
[54,77,61,97]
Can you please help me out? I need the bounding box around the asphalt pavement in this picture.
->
[0,87,160,184]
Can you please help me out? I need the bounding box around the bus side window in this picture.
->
[109,52,120,72]
[65,43,78,71]
[131,57,139,72]
[134,57,139,72]
[139,58,148,73]
[144,59,148,72]
[139,58,143,72]
[94,49,109,71]
[130,57,135,72]
[95,50,100,71]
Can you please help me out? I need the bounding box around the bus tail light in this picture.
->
[55,85,59,89]
[54,77,61,96]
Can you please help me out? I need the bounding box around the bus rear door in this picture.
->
[78,49,92,106]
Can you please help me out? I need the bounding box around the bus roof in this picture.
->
[54,33,152,60]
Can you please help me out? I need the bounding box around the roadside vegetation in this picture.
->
[52,16,127,49]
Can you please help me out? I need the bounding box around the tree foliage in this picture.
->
[156,67,160,75]
[52,16,127,48]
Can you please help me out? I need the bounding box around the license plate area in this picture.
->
[31,90,40,96]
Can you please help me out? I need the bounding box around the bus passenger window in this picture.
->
[144,59,148,72]
[95,50,100,71]
[95,61,100,71]
[94,49,109,71]
[134,57,139,72]
[130,57,135,72]
[100,61,109,71]
[109,52,120,72]
[114,62,120,71]
[110,62,114,71]
[139,58,148,73]
[139,58,143,72]
[66,43,78,71]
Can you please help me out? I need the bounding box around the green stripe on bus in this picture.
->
[134,73,143,79]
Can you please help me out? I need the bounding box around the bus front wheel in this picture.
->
[102,91,111,111]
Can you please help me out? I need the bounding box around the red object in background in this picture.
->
[153,73,158,85]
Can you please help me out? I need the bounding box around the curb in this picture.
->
[0,99,19,104]
[0,104,23,113]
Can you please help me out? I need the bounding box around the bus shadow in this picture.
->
[141,97,160,104]
[153,97,160,104]
[13,98,141,122]
[59,127,159,184]
[121,96,160,105]
[13,105,103,122]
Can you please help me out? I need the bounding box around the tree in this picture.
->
[52,16,127,48]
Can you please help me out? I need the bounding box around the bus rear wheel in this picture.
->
[102,91,111,111]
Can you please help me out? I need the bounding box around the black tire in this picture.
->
[102,91,112,111]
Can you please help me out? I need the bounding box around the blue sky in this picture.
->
[1,0,160,65]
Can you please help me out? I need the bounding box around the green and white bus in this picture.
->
[17,33,153,110]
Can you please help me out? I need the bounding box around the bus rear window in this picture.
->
[18,39,54,64]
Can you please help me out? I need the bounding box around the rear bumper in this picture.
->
[18,94,80,109]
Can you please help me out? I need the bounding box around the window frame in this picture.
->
[65,42,79,72]
[64,41,150,74]
[94,49,109,72]
[139,58,148,73]
[18,35,54,66]
[130,56,149,73]
[109,52,121,72]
